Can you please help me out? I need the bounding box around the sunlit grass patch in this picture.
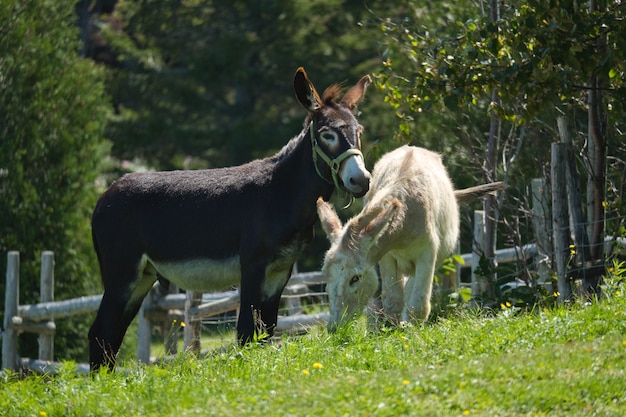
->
[2,284,625,417]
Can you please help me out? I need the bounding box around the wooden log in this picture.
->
[163,283,180,356]
[275,312,330,335]
[287,271,326,286]
[143,308,184,322]
[151,290,238,311]
[9,316,56,335]
[19,358,58,375]
[39,251,55,362]
[281,284,308,315]
[18,358,91,376]
[2,252,20,371]
[558,116,591,267]
[471,210,489,298]
[136,287,154,364]
[187,293,240,321]
[531,178,552,284]
[551,143,573,301]
[148,293,186,311]
[183,291,202,354]
[17,295,102,321]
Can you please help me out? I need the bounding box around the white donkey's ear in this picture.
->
[317,198,343,242]
[345,199,403,252]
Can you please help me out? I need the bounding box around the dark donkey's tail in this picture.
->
[454,181,507,204]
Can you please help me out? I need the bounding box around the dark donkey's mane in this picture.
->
[89,67,371,370]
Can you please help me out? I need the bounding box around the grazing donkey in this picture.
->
[89,67,372,370]
[317,145,505,331]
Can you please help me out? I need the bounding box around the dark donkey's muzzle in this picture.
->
[338,150,371,198]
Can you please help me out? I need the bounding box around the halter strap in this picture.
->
[309,122,362,208]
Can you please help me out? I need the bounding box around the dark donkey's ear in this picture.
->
[294,67,323,112]
[341,75,372,111]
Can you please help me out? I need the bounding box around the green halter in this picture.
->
[309,122,362,208]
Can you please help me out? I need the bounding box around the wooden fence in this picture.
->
[1,226,556,375]
[2,170,624,373]
[1,251,330,374]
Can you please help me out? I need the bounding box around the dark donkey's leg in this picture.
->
[256,294,284,339]
[258,268,293,338]
[237,260,267,344]
[89,261,154,370]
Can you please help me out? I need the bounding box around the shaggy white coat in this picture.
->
[317,145,459,330]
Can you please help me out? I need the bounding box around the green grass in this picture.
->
[2,285,626,417]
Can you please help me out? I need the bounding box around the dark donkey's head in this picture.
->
[294,67,371,198]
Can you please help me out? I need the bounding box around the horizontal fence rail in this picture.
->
[18,295,103,322]
[3,231,624,373]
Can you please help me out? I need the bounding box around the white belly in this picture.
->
[139,254,293,299]
[142,254,241,292]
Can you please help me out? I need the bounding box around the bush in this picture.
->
[0,0,110,362]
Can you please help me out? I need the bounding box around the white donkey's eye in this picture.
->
[349,275,360,286]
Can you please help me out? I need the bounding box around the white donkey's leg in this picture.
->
[366,266,383,330]
[403,246,436,322]
[378,255,404,326]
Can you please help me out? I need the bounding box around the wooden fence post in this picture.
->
[39,251,55,362]
[439,241,461,292]
[531,178,552,284]
[183,290,202,354]
[3,251,20,371]
[137,287,153,364]
[551,143,572,301]
[471,210,489,298]
[283,264,304,315]
[453,241,462,290]
[557,116,590,267]
[162,283,180,356]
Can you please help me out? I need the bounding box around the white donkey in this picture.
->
[317,145,504,331]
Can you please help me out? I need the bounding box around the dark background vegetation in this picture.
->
[1,0,625,363]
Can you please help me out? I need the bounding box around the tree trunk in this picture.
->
[585,0,608,295]
[482,0,501,297]
[557,116,590,267]
[551,144,573,301]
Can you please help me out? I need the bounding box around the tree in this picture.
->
[97,0,396,171]
[0,0,110,361]
[379,0,626,298]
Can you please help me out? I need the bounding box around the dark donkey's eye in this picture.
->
[349,275,360,286]
[320,130,339,144]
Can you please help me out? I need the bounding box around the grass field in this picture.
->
[2,278,625,417]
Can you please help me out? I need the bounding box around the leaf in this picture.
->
[444,93,459,109]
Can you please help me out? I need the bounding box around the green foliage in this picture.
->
[376,1,626,303]
[0,0,109,361]
[2,288,626,416]
[102,0,396,170]
[379,1,626,123]
[376,0,626,192]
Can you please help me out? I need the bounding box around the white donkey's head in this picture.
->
[316,197,402,332]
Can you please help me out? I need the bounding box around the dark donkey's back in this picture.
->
[89,67,372,370]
